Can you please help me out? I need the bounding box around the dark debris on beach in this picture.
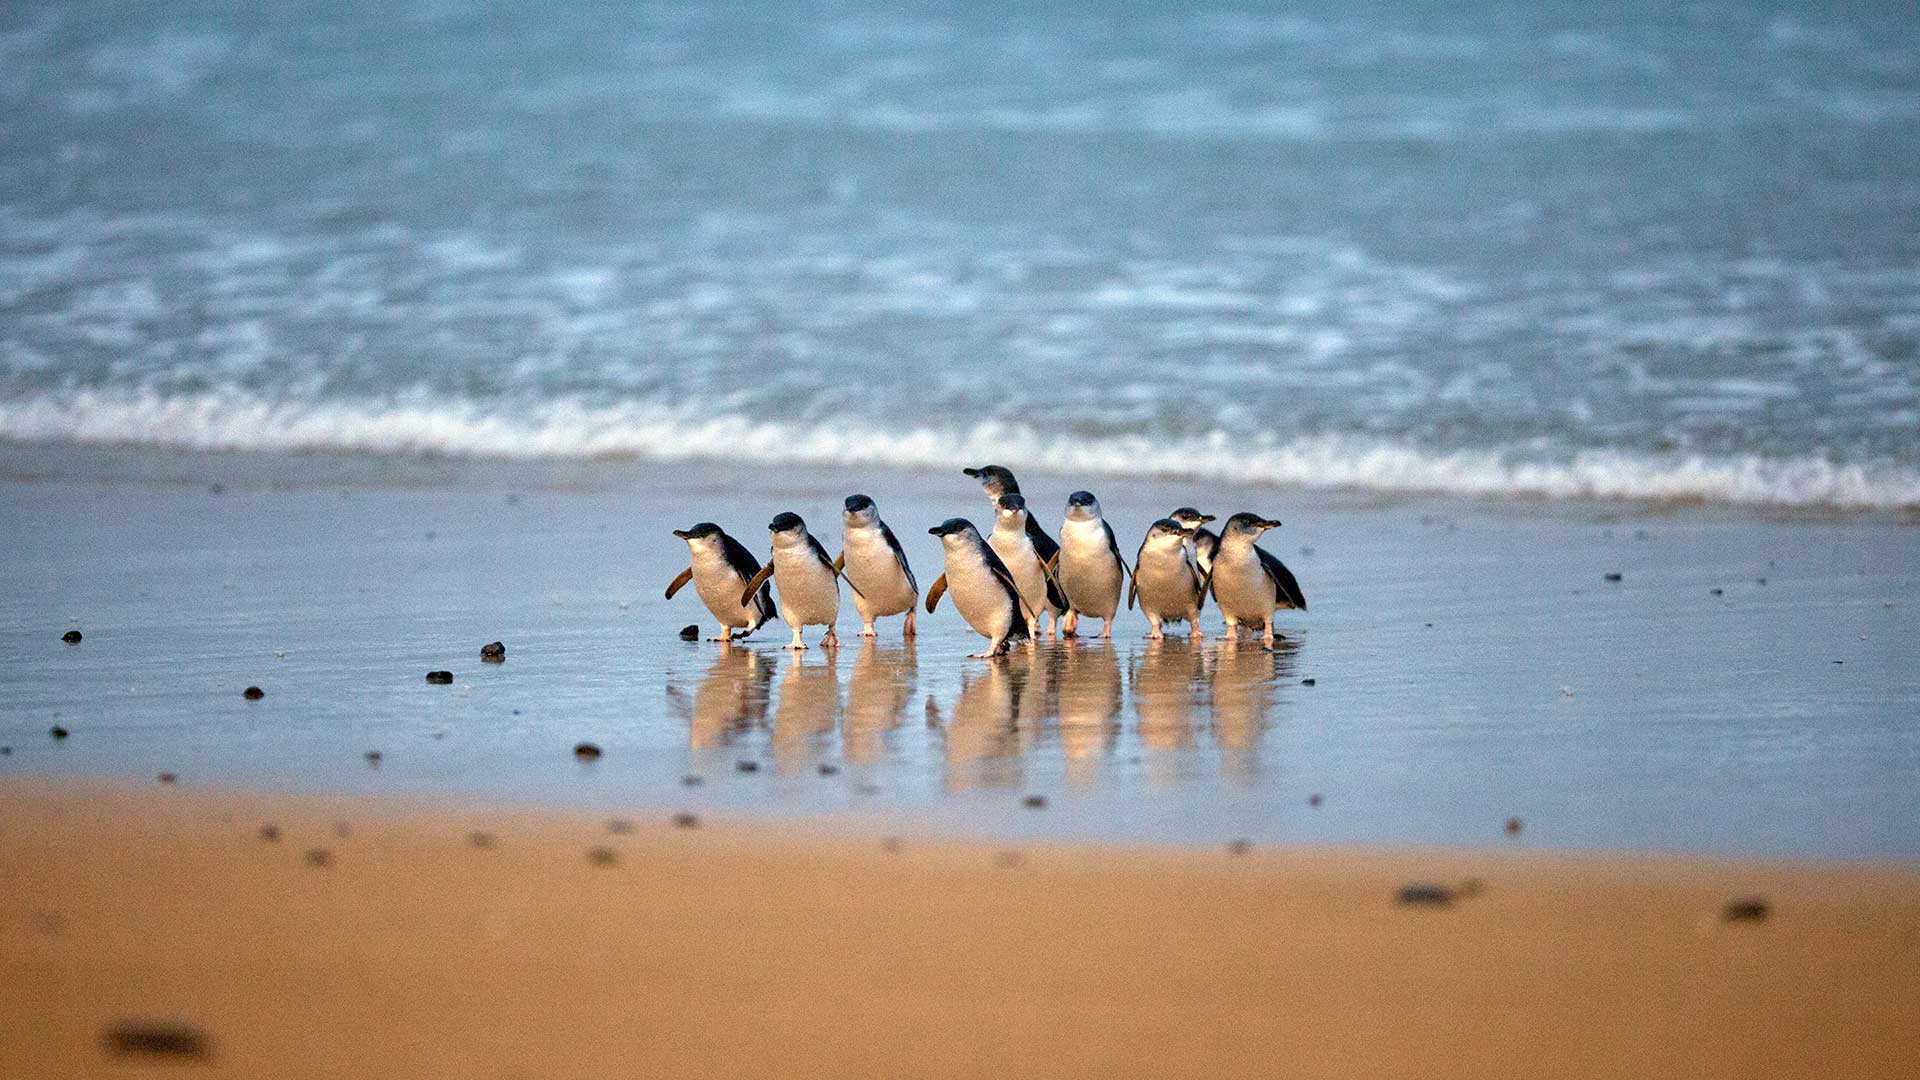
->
[101,1020,212,1061]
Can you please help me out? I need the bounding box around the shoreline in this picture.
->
[4,781,1917,1078]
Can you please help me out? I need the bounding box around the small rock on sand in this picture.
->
[672,812,700,828]
[735,760,760,773]
[304,848,332,868]
[587,847,617,866]
[1722,897,1771,923]
[573,742,602,761]
[480,641,506,662]
[62,630,82,644]
[681,774,705,786]
[157,772,177,784]
[1307,793,1323,807]
[1023,794,1048,809]
[469,831,496,849]
[1226,839,1252,855]
[242,686,264,700]
[607,819,633,834]
[817,763,840,776]
[425,670,453,684]
[101,1020,211,1061]
[1301,678,1316,686]
[1710,588,1724,596]
[364,751,382,765]
[679,624,700,641]
[1505,817,1523,835]
[49,725,69,740]
[1604,572,1623,582]
[1396,883,1456,907]
[258,825,280,842]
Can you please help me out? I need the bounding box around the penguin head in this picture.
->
[768,512,808,547]
[1169,507,1216,529]
[963,465,1019,499]
[928,517,978,547]
[993,492,1028,527]
[1064,490,1102,521]
[673,522,725,549]
[1222,512,1282,538]
[1144,518,1192,547]
[842,494,879,527]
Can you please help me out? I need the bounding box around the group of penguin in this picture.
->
[666,465,1308,658]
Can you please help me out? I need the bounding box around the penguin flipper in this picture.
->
[740,564,776,609]
[1127,578,1137,610]
[980,546,1034,622]
[926,574,948,613]
[665,566,693,600]
[1257,546,1307,611]
[833,552,845,572]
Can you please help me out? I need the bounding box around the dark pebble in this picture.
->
[1722,897,1771,923]
[1396,883,1456,907]
[1710,588,1724,596]
[1756,577,1768,585]
[304,848,332,868]
[735,760,760,773]
[258,825,280,842]
[1301,678,1316,686]
[242,686,264,700]
[679,624,700,641]
[364,750,383,764]
[817,763,840,776]
[1307,793,1323,807]
[681,774,705,787]
[587,846,617,866]
[49,725,69,740]
[480,641,506,662]
[1,746,11,755]
[672,812,700,828]
[62,630,82,644]
[101,1020,211,1060]
[1023,794,1048,809]
[1604,572,1623,582]
[573,742,602,761]
[157,772,177,785]
[607,818,633,834]
[1226,838,1252,856]
[1458,878,1486,897]
[425,670,453,684]
[1505,817,1523,835]
[469,831,496,849]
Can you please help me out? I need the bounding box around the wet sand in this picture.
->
[2,782,1916,1078]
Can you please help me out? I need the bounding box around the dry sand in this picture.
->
[2,783,1915,1079]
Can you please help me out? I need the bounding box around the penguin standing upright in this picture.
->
[1206,513,1308,648]
[1129,518,1206,640]
[838,494,918,639]
[1167,507,1219,575]
[739,513,846,650]
[1053,490,1129,639]
[987,493,1067,639]
[925,518,1033,658]
[666,523,775,641]
[963,465,1059,566]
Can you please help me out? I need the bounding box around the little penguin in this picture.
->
[1053,490,1130,639]
[988,493,1068,639]
[963,465,1060,567]
[1129,518,1207,640]
[1206,513,1308,648]
[1168,507,1219,575]
[837,494,919,639]
[667,522,775,641]
[739,512,847,650]
[925,518,1033,658]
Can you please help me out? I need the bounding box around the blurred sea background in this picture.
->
[2,0,1918,509]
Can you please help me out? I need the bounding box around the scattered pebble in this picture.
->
[364,751,382,766]
[62,630,82,644]
[1396,883,1456,907]
[274,650,285,659]
[101,1020,211,1061]
[304,848,332,868]
[607,819,633,834]
[678,624,700,641]
[242,686,264,701]
[1458,878,1486,897]
[468,831,496,849]
[480,641,506,662]
[0,746,11,755]
[157,772,177,785]
[49,725,69,740]
[587,846,617,866]
[1722,897,1771,923]
[1023,794,1048,809]
[1710,588,1724,596]
[1604,572,1623,582]
[681,774,705,787]
[1756,577,1767,585]
[573,742,602,761]
[1301,678,1316,686]
[735,760,760,773]
[258,825,280,842]
[672,812,700,828]
[1226,839,1252,856]
[1505,817,1523,835]
[1307,793,1323,807]
[817,763,840,776]
[425,670,453,684]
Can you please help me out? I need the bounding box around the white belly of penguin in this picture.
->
[988,530,1057,616]
[1134,556,1200,620]
[841,529,916,617]
[1209,550,1274,623]
[1058,522,1122,618]
[690,548,757,628]
[949,560,1017,641]
[772,548,840,626]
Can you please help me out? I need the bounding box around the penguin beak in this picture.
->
[1200,514,1216,524]
[962,467,981,478]
[1260,518,1283,530]
[672,529,694,539]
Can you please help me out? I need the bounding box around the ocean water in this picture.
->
[2,1,1918,509]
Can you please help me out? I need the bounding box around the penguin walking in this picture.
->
[666,522,776,641]
[987,493,1068,639]
[1206,513,1308,648]
[837,494,919,638]
[1168,507,1219,575]
[963,465,1060,567]
[1129,518,1207,640]
[739,513,847,650]
[925,518,1033,658]
[1052,490,1129,639]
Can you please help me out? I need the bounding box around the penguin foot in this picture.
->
[858,626,877,637]
[786,643,809,651]
[822,631,840,649]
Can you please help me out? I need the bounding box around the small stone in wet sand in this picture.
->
[469,831,496,849]
[1710,588,1724,596]
[678,624,700,641]
[62,630,82,644]
[587,846,617,866]
[364,750,382,765]
[157,772,177,785]
[425,670,454,684]
[1301,678,1316,686]
[242,686,264,700]
[1505,817,1523,835]
[1604,572,1623,582]
[1023,794,1048,809]
[573,742,603,761]
[1307,793,1323,807]
[49,725,69,740]
[101,1020,211,1060]
[1458,878,1486,897]
[1722,897,1771,923]
[304,848,332,868]
[817,763,840,776]
[681,774,705,787]
[1396,883,1456,907]
[1226,839,1252,856]
[672,812,700,828]
[480,641,506,662]
[258,825,280,842]
[607,818,633,834]
[735,760,760,773]
[0,746,11,755]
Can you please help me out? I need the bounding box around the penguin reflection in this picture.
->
[843,638,916,764]
[680,644,774,750]
[1208,635,1299,777]
[1131,638,1202,754]
[934,659,1030,791]
[1056,641,1121,782]
[771,648,841,768]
